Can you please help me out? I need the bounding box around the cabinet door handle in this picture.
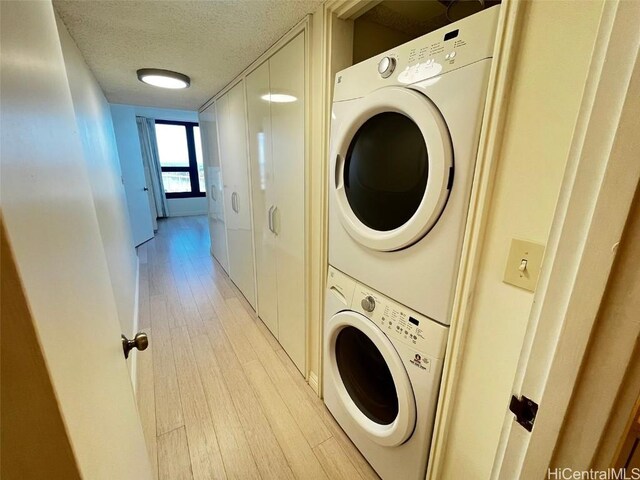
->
[272,206,279,236]
[231,192,238,213]
[234,193,239,213]
[267,205,274,233]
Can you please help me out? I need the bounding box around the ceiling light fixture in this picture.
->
[137,68,190,89]
[260,93,297,103]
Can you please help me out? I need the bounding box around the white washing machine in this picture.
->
[328,6,500,325]
[323,266,448,480]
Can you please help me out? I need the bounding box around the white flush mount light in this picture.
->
[261,93,297,103]
[137,68,190,89]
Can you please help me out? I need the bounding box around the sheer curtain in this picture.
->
[136,116,168,218]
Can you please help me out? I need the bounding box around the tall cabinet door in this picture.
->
[246,62,279,335]
[271,32,306,372]
[217,82,256,307]
[199,102,229,273]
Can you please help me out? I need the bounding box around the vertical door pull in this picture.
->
[268,205,275,233]
[231,192,239,213]
[272,206,279,235]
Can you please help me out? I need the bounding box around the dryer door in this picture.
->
[326,310,416,446]
[331,86,453,251]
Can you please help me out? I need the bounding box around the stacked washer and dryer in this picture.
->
[323,7,500,480]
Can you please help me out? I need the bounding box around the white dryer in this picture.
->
[324,266,448,480]
[328,7,500,325]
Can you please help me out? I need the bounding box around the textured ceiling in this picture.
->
[53,0,323,111]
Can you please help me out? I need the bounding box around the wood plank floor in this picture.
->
[136,216,380,480]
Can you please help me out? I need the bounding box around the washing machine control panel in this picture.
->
[351,283,446,357]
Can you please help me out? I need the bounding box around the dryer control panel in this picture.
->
[333,5,499,102]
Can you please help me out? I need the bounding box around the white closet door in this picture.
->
[199,103,229,273]
[246,62,279,335]
[270,32,306,372]
[218,82,256,308]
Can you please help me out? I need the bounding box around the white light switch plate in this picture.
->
[503,239,545,292]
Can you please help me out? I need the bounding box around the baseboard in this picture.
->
[309,371,320,396]
[167,210,208,217]
[129,257,140,396]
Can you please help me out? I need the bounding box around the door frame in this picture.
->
[328,0,638,477]
[492,0,640,477]
[424,1,525,477]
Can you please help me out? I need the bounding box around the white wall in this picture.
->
[109,103,207,217]
[1,1,152,477]
[438,2,604,479]
[56,15,138,340]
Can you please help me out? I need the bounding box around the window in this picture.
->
[155,120,205,198]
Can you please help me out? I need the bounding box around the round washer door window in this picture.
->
[332,86,453,251]
[326,310,416,446]
[335,326,399,424]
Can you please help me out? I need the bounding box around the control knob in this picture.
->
[361,295,376,312]
[377,56,396,78]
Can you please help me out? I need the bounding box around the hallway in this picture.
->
[136,216,379,480]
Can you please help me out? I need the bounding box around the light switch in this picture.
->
[503,239,545,292]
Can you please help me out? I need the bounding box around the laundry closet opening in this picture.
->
[352,0,501,64]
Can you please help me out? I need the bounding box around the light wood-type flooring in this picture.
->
[136,216,380,480]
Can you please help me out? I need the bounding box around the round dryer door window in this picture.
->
[344,112,429,232]
[326,310,416,446]
[332,86,453,251]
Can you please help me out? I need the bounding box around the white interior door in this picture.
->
[199,103,229,273]
[110,106,155,246]
[0,1,151,477]
[270,32,306,372]
[246,60,279,335]
[218,82,257,307]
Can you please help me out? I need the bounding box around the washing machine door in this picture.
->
[332,86,453,251]
[326,310,416,446]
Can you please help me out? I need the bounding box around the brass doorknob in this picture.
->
[121,332,149,359]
